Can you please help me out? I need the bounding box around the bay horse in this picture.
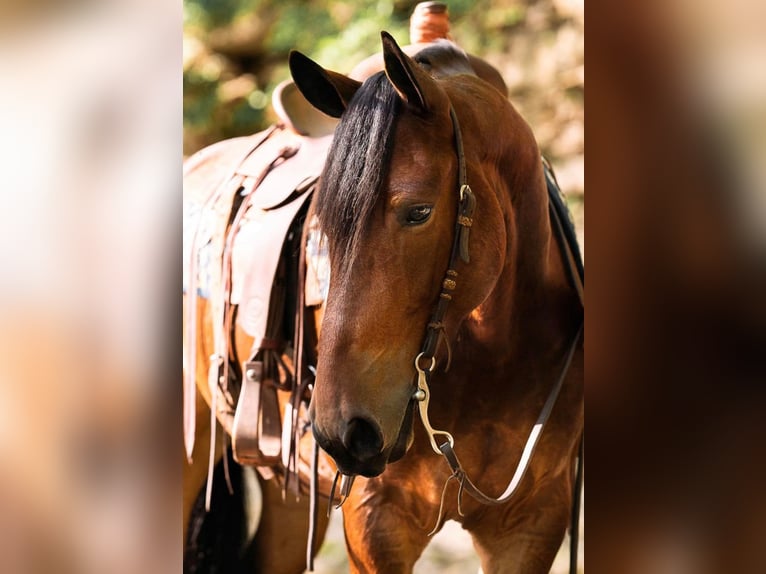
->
[288,33,583,573]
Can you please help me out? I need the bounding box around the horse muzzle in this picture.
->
[310,400,415,477]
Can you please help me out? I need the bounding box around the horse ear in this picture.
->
[380,31,433,113]
[288,51,362,118]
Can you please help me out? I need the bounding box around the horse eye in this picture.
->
[406,205,432,224]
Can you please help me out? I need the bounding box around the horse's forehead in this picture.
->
[387,113,454,184]
[393,107,453,152]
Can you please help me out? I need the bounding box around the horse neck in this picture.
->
[455,99,574,368]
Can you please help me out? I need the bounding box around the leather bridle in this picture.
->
[416,106,477,366]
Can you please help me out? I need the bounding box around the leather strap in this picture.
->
[286,211,310,496]
[435,323,582,506]
[418,106,476,364]
[235,191,315,472]
[306,437,320,571]
[544,159,584,574]
[570,434,584,574]
[544,159,584,308]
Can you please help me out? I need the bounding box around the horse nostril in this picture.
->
[343,417,384,462]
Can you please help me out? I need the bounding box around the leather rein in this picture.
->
[410,106,584,566]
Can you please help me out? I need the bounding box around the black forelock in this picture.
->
[314,72,400,273]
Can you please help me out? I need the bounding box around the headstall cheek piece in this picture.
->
[411,105,473,393]
[411,106,476,383]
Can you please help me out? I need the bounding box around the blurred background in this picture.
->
[0,0,763,572]
[0,2,181,573]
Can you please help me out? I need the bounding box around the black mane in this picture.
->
[314,72,399,273]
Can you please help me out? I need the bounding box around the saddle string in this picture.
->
[306,439,320,571]
[205,353,222,510]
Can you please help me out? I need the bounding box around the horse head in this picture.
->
[289,32,547,478]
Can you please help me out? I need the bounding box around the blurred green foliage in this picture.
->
[183,0,578,157]
[182,0,515,154]
[184,0,398,152]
